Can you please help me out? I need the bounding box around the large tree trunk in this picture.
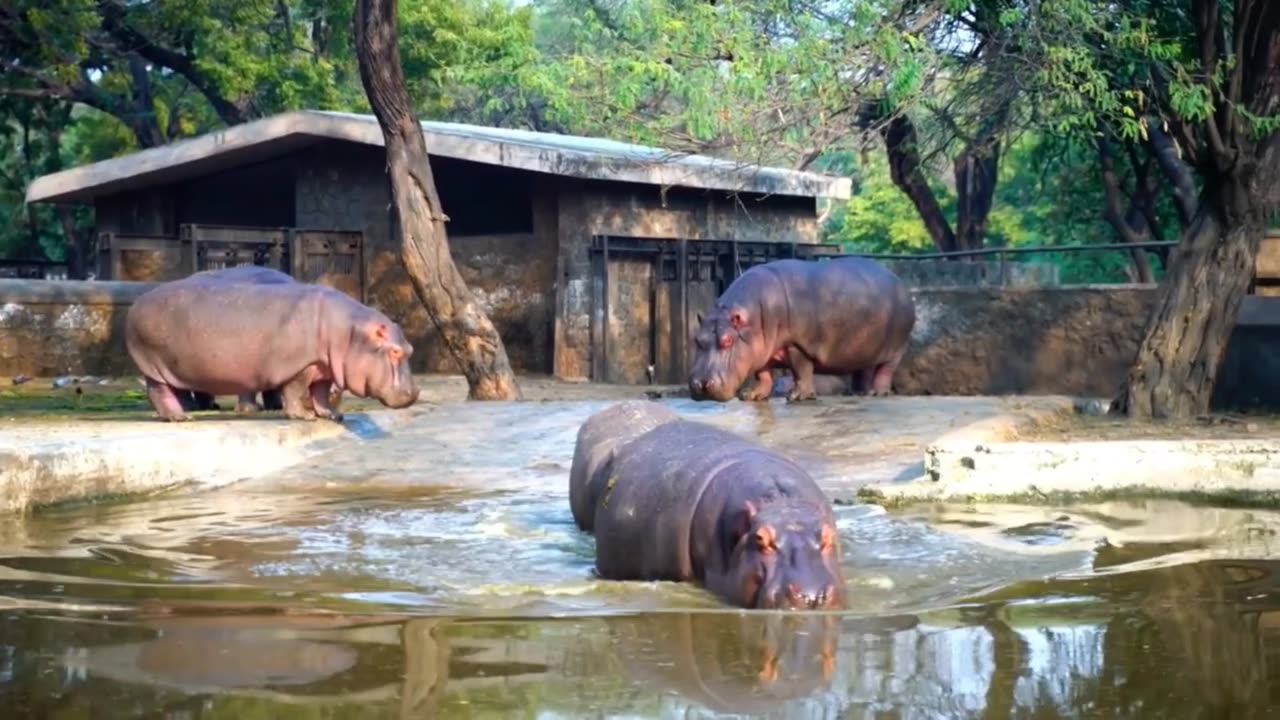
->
[1115,178,1267,419]
[353,0,521,400]
[952,138,999,252]
[1097,134,1156,283]
[880,114,960,254]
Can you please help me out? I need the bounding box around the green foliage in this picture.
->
[822,132,1172,284]
[0,0,546,262]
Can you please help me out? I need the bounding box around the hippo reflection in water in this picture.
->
[610,611,844,714]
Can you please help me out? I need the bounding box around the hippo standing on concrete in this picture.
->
[126,266,419,422]
[569,401,845,610]
[688,257,916,403]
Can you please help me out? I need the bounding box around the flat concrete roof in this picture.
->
[25,110,852,205]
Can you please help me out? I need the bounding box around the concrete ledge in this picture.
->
[0,279,159,304]
[0,407,425,514]
[860,435,1280,507]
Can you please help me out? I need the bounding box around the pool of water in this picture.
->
[4,398,1280,717]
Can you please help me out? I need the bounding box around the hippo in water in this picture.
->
[569,401,845,610]
[126,266,419,422]
[688,257,916,403]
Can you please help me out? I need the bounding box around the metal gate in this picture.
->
[589,236,829,384]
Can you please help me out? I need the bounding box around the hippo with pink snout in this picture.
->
[125,266,420,422]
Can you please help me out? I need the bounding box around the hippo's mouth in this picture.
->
[688,374,739,402]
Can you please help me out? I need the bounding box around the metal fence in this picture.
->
[799,240,1181,288]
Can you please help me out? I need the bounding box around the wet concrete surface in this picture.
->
[4,395,1280,717]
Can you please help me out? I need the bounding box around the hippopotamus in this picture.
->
[610,611,841,712]
[125,266,419,422]
[569,401,845,610]
[688,257,916,403]
[178,266,295,414]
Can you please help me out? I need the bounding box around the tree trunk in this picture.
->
[1097,133,1157,283]
[953,138,999,252]
[353,0,521,400]
[1114,179,1265,419]
[880,114,960,254]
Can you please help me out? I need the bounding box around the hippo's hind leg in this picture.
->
[868,348,906,397]
[309,381,344,423]
[235,392,263,413]
[146,380,193,422]
[784,347,818,403]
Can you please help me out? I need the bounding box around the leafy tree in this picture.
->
[0,0,544,267]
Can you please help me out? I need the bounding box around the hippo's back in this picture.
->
[568,401,681,532]
[590,419,813,582]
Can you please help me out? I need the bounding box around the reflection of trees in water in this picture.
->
[8,559,1280,718]
[823,560,1280,719]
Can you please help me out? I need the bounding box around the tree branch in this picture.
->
[96,0,255,126]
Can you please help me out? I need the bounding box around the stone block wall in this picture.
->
[5,274,1277,411]
[897,285,1280,409]
[0,281,156,378]
[897,286,1152,397]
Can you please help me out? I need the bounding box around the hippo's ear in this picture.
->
[731,500,760,542]
[819,524,837,551]
[729,310,747,329]
[754,524,777,554]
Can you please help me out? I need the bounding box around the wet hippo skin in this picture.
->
[569,400,846,610]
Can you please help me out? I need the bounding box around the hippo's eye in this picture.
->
[387,347,404,362]
[718,333,735,350]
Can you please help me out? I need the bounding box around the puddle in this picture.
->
[3,398,1280,716]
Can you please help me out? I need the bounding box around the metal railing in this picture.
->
[797,240,1181,287]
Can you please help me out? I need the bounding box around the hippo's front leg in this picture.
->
[279,372,319,421]
[309,381,344,422]
[146,379,193,422]
[739,368,775,402]
[784,347,818,402]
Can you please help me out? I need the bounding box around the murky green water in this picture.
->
[4,399,1280,717]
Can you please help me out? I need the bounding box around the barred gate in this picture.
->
[96,224,366,302]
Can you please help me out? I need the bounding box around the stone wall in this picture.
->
[0,281,155,378]
[2,280,1277,409]
[898,285,1280,409]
